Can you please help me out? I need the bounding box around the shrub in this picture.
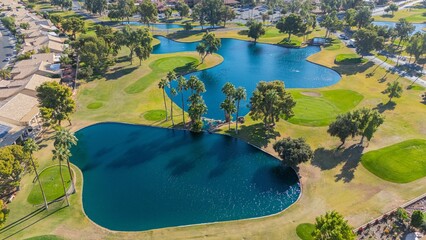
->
[410,210,425,228]
[183,22,192,30]
[335,54,365,64]
[396,208,409,222]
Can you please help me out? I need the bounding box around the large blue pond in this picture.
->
[71,123,300,231]
[153,36,341,120]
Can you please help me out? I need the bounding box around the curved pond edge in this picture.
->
[71,121,304,233]
[152,35,343,84]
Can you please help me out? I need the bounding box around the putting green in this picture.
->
[125,56,199,94]
[361,139,426,183]
[143,110,167,121]
[27,165,71,205]
[296,223,315,240]
[287,90,364,126]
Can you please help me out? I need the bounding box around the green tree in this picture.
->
[353,28,382,56]
[220,5,236,27]
[320,0,342,13]
[201,0,224,27]
[352,108,384,143]
[164,7,173,20]
[249,81,296,129]
[62,17,86,39]
[234,87,246,134]
[396,207,409,223]
[354,6,372,29]
[177,76,187,126]
[116,26,152,64]
[23,139,48,210]
[196,32,221,63]
[273,137,313,166]
[276,13,304,41]
[60,55,72,66]
[0,69,11,80]
[387,3,398,16]
[383,81,403,102]
[85,0,106,15]
[395,19,415,48]
[53,128,77,195]
[411,210,425,228]
[36,81,76,126]
[312,211,356,240]
[406,33,425,63]
[327,112,357,147]
[19,22,30,30]
[220,99,236,130]
[167,71,177,126]
[158,77,169,120]
[175,0,190,19]
[138,0,157,27]
[0,200,9,227]
[192,3,206,29]
[319,11,342,38]
[187,76,207,132]
[0,145,30,195]
[345,8,356,27]
[248,21,266,43]
[52,144,70,206]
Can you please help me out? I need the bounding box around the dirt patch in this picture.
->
[301,91,322,97]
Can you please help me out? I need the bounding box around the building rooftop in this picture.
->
[0,93,39,125]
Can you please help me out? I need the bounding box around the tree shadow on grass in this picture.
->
[238,30,248,36]
[105,66,137,81]
[375,101,396,113]
[166,30,205,40]
[332,61,374,76]
[0,202,67,239]
[174,61,198,75]
[311,144,364,183]
[229,123,280,148]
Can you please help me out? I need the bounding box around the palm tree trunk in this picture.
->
[66,159,75,193]
[31,157,48,210]
[235,100,240,133]
[163,89,168,120]
[181,93,185,128]
[59,161,69,206]
[170,98,174,127]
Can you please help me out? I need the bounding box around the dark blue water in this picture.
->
[153,36,341,120]
[373,21,425,34]
[71,123,300,231]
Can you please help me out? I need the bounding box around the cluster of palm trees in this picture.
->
[220,82,246,133]
[24,127,77,210]
[159,71,207,131]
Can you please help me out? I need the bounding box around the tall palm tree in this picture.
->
[170,88,177,127]
[52,145,70,206]
[23,139,48,210]
[234,87,247,134]
[221,82,236,123]
[53,128,77,194]
[177,76,187,127]
[158,78,169,120]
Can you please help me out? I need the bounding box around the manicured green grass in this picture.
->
[362,139,426,183]
[373,5,426,23]
[86,102,103,109]
[335,54,365,64]
[408,85,425,91]
[27,166,71,205]
[24,235,66,240]
[324,39,341,50]
[296,223,315,240]
[125,56,199,94]
[287,90,364,126]
[143,110,166,121]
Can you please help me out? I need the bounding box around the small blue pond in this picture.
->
[71,123,300,231]
[373,21,425,34]
[153,36,341,120]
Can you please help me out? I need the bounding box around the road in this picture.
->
[0,24,15,69]
[72,0,101,23]
[372,0,423,16]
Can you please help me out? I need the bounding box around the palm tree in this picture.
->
[383,81,403,102]
[234,87,247,134]
[221,82,236,123]
[158,78,169,120]
[170,88,177,127]
[177,76,187,127]
[52,145,70,206]
[23,139,48,210]
[0,69,11,80]
[53,128,77,194]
